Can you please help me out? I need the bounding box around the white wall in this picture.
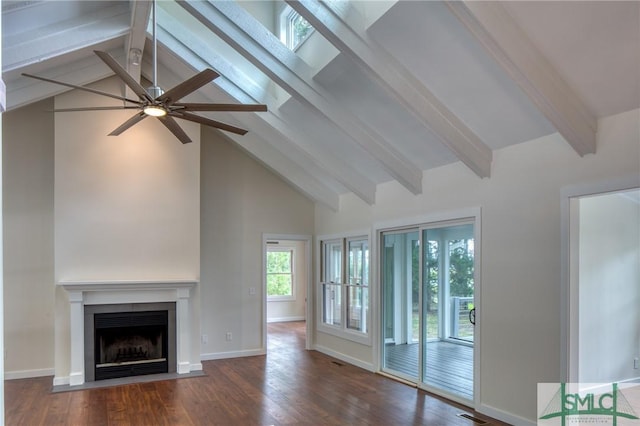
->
[53,78,201,379]
[266,239,307,322]
[313,108,640,423]
[2,99,55,378]
[54,79,200,281]
[579,190,640,383]
[199,126,314,359]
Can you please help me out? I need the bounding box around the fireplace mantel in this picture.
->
[57,279,198,386]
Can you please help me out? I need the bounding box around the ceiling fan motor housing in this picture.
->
[147,86,164,99]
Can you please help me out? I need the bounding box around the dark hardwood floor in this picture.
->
[5,322,509,425]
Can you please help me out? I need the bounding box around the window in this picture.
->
[347,239,369,333]
[321,239,342,326]
[319,235,370,343]
[266,248,294,300]
[279,6,314,51]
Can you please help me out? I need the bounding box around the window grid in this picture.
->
[320,236,369,337]
[267,248,294,299]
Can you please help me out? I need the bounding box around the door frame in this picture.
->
[262,233,313,351]
[374,207,482,409]
[560,175,640,382]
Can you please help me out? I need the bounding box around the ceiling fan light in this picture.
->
[143,105,167,117]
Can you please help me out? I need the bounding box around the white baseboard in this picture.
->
[478,403,535,426]
[53,376,70,386]
[573,377,640,394]
[313,344,375,372]
[4,368,55,381]
[267,316,305,323]
[50,366,204,388]
[200,348,266,361]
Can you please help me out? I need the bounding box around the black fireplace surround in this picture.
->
[94,310,168,380]
[84,302,177,382]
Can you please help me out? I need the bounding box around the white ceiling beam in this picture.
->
[6,50,126,111]
[3,3,131,72]
[178,0,422,196]
[155,9,376,205]
[142,53,341,211]
[125,0,151,93]
[287,0,493,179]
[446,1,596,156]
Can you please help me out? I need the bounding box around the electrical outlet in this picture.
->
[634,357,639,370]
[249,287,256,295]
[201,334,208,344]
[226,332,233,341]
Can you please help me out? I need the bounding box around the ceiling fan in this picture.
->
[21,1,266,144]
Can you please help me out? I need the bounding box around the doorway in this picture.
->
[563,184,640,383]
[381,215,479,406]
[262,234,312,351]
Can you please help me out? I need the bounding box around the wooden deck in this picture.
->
[4,322,506,425]
[384,340,473,400]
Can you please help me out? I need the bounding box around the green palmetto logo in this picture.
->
[539,383,639,426]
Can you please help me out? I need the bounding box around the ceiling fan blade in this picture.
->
[157,116,192,144]
[158,69,220,105]
[94,50,153,102]
[51,106,141,112]
[172,103,267,112]
[109,112,147,136]
[22,73,142,105]
[171,111,248,135]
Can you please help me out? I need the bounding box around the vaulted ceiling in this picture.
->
[3,0,639,210]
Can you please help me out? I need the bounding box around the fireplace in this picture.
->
[84,302,177,382]
[94,310,168,380]
[57,280,197,387]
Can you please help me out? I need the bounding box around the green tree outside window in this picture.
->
[267,250,293,297]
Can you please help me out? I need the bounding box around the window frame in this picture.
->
[317,232,371,345]
[278,5,315,51]
[266,246,296,301]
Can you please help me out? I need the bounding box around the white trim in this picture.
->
[266,245,296,301]
[200,348,266,361]
[313,344,375,372]
[373,207,481,233]
[278,4,315,51]
[316,321,371,346]
[57,279,198,386]
[374,207,482,410]
[53,376,70,386]
[560,175,640,382]
[477,403,536,426]
[190,363,203,372]
[267,316,305,323]
[5,368,55,380]
[262,234,313,352]
[316,231,372,346]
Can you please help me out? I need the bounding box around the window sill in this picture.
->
[317,323,371,346]
[267,296,296,302]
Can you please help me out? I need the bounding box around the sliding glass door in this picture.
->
[381,229,420,381]
[422,223,475,401]
[381,220,477,404]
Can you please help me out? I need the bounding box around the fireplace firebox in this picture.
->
[84,302,177,382]
[94,310,168,380]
